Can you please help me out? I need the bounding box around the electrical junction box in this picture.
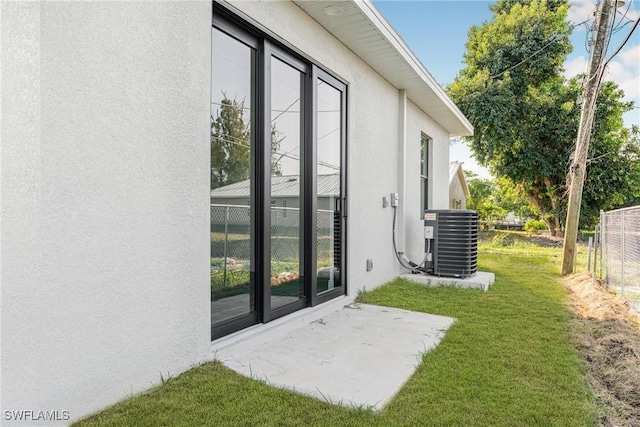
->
[366,259,373,271]
[424,226,434,240]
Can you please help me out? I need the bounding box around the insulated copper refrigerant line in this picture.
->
[391,204,429,273]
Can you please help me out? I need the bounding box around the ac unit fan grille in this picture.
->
[425,210,478,278]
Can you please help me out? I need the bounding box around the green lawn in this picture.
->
[75,232,597,427]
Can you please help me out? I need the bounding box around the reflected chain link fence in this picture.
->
[600,206,640,314]
[210,204,251,267]
[211,204,333,287]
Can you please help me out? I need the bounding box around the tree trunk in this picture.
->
[528,193,557,236]
[543,177,562,237]
[547,219,557,237]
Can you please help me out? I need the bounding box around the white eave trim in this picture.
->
[356,1,473,136]
[294,0,474,137]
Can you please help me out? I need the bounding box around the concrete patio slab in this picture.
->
[400,271,496,291]
[214,303,455,411]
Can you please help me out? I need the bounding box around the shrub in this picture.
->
[524,219,547,233]
[211,269,250,291]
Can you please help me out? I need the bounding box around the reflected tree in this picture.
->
[211,95,283,190]
[211,96,250,190]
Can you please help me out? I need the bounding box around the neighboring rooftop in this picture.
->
[449,161,470,199]
[211,174,340,199]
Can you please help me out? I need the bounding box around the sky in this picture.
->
[374,0,640,179]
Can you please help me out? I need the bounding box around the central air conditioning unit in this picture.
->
[424,210,478,278]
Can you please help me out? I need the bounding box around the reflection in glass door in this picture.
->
[212,8,347,339]
[210,27,257,333]
[269,56,305,311]
[316,77,344,297]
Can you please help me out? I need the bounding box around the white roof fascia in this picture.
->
[459,167,470,199]
[355,1,473,136]
[449,161,470,198]
[221,0,474,136]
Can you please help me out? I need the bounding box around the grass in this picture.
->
[211,275,335,301]
[210,232,250,242]
[211,258,337,300]
[75,231,598,427]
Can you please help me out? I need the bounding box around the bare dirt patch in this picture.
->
[479,230,566,247]
[529,234,564,247]
[564,273,640,426]
[565,273,640,327]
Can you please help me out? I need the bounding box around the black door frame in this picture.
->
[211,3,347,340]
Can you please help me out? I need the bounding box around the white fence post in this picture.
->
[593,225,599,282]
[223,205,229,287]
[621,210,625,299]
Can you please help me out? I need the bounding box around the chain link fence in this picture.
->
[600,206,640,314]
[211,204,334,290]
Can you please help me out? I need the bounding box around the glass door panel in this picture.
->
[212,11,347,338]
[316,80,342,295]
[210,27,256,327]
[270,56,305,310]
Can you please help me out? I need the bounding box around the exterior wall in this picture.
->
[2,0,458,422]
[404,101,451,262]
[1,2,212,424]
[226,1,452,295]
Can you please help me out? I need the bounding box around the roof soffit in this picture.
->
[292,0,473,136]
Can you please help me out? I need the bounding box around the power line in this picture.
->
[271,98,299,123]
[211,101,339,114]
[612,0,634,30]
[318,127,340,141]
[603,15,640,68]
[583,20,593,53]
[212,135,340,171]
[562,0,616,275]
[612,19,633,34]
[490,20,589,80]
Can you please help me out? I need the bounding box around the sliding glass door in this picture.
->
[314,72,346,304]
[269,54,306,315]
[210,25,258,336]
[211,8,347,339]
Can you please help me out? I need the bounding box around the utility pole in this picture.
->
[561,0,616,276]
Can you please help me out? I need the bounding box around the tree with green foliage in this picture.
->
[579,89,640,227]
[466,175,506,224]
[466,173,537,225]
[465,172,494,206]
[494,177,538,221]
[211,96,251,190]
[211,96,283,190]
[448,0,572,235]
[448,0,639,234]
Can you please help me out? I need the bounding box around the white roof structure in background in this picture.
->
[449,161,470,199]
[211,174,340,199]
[292,0,473,137]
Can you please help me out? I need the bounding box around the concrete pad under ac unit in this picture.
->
[400,271,496,292]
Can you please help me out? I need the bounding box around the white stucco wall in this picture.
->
[404,101,451,261]
[2,0,461,422]
[225,1,452,293]
[1,2,212,424]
